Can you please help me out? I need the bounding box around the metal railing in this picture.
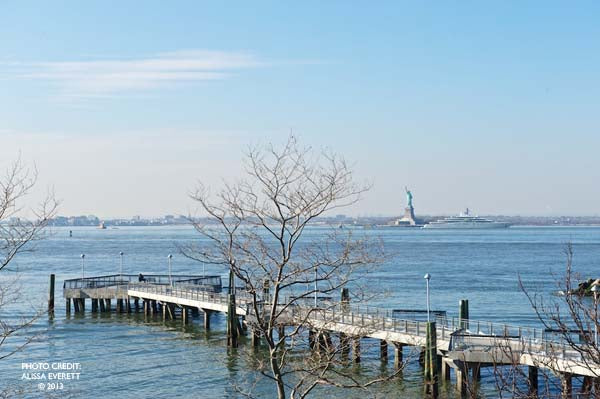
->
[64,274,222,291]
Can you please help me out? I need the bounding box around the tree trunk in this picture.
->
[270,351,286,399]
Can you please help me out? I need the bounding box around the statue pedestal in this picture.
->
[394,206,417,226]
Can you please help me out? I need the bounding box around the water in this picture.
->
[1,226,599,398]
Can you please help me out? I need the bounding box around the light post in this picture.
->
[592,284,599,347]
[314,265,318,308]
[119,251,124,277]
[168,254,173,287]
[424,273,431,322]
[81,254,85,280]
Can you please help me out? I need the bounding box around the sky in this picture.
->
[1,1,599,218]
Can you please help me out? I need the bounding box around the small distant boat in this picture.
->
[98,221,107,229]
[423,208,510,229]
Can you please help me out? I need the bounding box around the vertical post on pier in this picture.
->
[105,299,111,312]
[340,287,350,360]
[561,373,572,399]
[394,343,404,369]
[182,306,188,324]
[423,321,438,398]
[91,299,98,312]
[581,376,592,396]
[459,300,469,330]
[99,298,106,312]
[456,361,468,397]
[227,294,238,347]
[48,274,55,314]
[126,297,131,313]
[116,299,123,313]
[440,357,450,381]
[66,298,71,314]
[380,340,388,363]
[203,309,211,329]
[352,337,361,363]
[162,304,167,321]
[528,366,538,396]
[73,299,79,313]
[134,298,139,312]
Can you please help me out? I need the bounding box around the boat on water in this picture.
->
[423,208,510,229]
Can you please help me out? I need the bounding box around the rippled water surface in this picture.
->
[1,226,599,398]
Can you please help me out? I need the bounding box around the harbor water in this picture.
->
[1,225,599,398]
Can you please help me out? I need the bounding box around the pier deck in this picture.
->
[62,275,600,396]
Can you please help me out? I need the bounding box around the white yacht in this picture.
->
[423,208,510,229]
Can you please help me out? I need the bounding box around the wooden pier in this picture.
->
[61,274,600,397]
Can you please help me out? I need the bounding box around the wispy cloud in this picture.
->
[2,50,263,99]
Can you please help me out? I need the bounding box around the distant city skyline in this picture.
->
[2,2,599,217]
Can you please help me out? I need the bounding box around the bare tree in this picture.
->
[0,156,58,362]
[486,244,600,398]
[183,136,398,398]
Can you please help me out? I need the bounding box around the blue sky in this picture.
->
[1,1,599,217]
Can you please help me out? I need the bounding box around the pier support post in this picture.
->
[251,328,260,346]
[143,300,149,316]
[380,340,388,363]
[99,298,106,312]
[308,330,316,350]
[105,299,111,312]
[91,299,98,313]
[227,294,238,347]
[423,321,439,398]
[581,376,592,397]
[126,297,131,313]
[73,299,80,313]
[456,361,468,397]
[528,366,538,397]
[471,363,481,381]
[561,373,573,399]
[440,357,450,382]
[48,274,55,314]
[340,333,350,360]
[352,337,361,363]
[66,298,71,314]
[459,299,469,329]
[394,343,404,369]
[116,299,123,313]
[202,309,211,329]
[162,304,167,321]
[182,306,188,324]
[134,298,139,312]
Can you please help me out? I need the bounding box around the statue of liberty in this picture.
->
[405,186,413,208]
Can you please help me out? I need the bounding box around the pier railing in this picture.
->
[127,283,254,307]
[64,274,222,291]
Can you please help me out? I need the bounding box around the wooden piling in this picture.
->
[91,299,98,312]
[203,309,211,329]
[162,304,167,321]
[73,298,80,313]
[340,333,350,360]
[528,366,538,396]
[48,274,55,313]
[105,299,111,312]
[440,357,450,381]
[394,343,404,369]
[134,298,139,312]
[456,361,468,396]
[423,321,438,398]
[251,328,260,346]
[116,299,123,313]
[352,337,361,363]
[581,376,592,397]
[99,298,106,312]
[66,298,71,314]
[227,294,238,347]
[459,299,469,329]
[182,306,188,324]
[380,340,388,362]
[561,373,572,399]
